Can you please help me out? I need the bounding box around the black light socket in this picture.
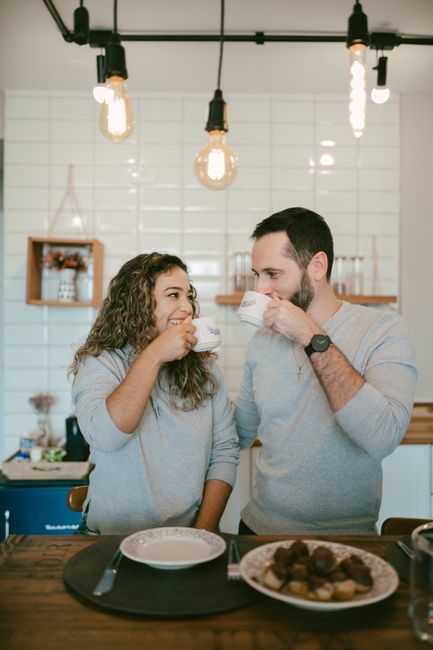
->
[347,1,370,48]
[73,6,89,45]
[205,89,228,133]
[96,54,106,84]
[105,42,128,80]
[374,56,387,86]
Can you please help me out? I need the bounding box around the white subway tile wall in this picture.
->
[1,90,400,458]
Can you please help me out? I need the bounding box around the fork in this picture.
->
[396,539,415,560]
[227,538,243,581]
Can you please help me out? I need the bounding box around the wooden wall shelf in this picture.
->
[26,237,104,307]
[215,293,397,305]
[402,402,433,445]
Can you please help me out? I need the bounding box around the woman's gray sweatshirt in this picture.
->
[72,350,239,535]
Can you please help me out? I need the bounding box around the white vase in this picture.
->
[36,413,52,447]
[57,268,77,302]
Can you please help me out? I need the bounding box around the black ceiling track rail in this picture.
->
[42,0,433,50]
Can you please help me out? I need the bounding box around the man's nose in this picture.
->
[255,277,271,295]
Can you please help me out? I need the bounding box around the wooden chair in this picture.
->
[66,485,88,512]
[380,517,432,535]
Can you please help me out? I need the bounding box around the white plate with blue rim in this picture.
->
[120,526,226,570]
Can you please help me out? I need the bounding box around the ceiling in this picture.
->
[0,0,433,95]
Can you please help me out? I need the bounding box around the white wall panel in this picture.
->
[1,88,401,469]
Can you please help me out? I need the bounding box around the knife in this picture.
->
[92,548,123,596]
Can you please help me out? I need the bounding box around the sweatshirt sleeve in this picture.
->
[335,317,418,461]
[71,352,133,453]
[205,364,240,486]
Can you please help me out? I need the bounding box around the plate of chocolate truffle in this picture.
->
[239,539,399,611]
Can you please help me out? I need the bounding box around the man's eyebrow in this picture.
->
[251,266,281,274]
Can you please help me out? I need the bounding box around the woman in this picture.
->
[70,252,239,535]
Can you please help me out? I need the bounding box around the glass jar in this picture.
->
[332,256,348,296]
[349,255,364,295]
[243,252,255,291]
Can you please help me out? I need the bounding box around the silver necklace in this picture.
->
[292,344,307,380]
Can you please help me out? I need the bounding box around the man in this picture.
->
[234,207,417,535]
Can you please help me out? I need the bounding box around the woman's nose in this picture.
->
[179,298,193,313]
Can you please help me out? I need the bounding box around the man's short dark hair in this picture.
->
[252,207,334,280]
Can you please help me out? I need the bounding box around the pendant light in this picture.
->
[371,54,390,104]
[93,53,107,103]
[98,0,134,143]
[346,0,370,138]
[194,0,238,190]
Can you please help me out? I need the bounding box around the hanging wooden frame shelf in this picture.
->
[26,165,104,307]
[26,237,104,307]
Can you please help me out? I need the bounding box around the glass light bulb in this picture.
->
[99,76,134,143]
[194,131,238,190]
[93,84,107,104]
[348,44,367,138]
[371,87,390,104]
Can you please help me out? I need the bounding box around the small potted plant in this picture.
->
[43,250,87,301]
[28,393,55,446]
[43,249,87,272]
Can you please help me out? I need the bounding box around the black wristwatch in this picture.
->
[304,334,332,357]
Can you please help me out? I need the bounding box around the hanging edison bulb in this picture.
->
[194,89,238,190]
[195,130,237,190]
[371,55,390,104]
[93,53,107,104]
[195,1,238,190]
[99,76,134,143]
[346,1,369,138]
[371,85,390,104]
[99,42,134,143]
[348,44,367,138]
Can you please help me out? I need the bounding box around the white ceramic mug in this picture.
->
[237,291,272,327]
[192,316,221,352]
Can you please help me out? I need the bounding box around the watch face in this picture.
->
[312,334,331,352]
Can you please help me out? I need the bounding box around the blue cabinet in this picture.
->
[0,475,87,541]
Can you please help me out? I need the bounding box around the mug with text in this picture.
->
[192,316,221,352]
[237,291,272,327]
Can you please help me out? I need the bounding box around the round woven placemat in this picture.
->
[63,535,262,617]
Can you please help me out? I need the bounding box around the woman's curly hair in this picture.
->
[69,252,217,410]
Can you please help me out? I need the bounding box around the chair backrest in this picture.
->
[67,485,88,512]
[380,517,432,535]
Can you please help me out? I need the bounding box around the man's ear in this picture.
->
[308,251,328,281]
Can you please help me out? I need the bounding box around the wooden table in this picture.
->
[0,534,424,650]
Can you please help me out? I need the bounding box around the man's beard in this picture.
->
[290,270,314,312]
